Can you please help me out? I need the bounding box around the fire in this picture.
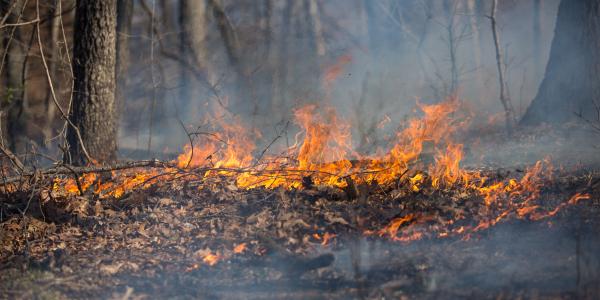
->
[313,232,336,246]
[202,252,221,266]
[46,97,592,246]
[233,243,247,254]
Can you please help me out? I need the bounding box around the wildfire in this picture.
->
[48,97,592,247]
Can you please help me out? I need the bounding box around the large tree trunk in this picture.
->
[66,0,118,165]
[521,0,600,125]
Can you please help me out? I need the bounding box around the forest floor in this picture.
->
[1,164,599,299]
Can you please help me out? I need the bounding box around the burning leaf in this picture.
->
[233,243,247,254]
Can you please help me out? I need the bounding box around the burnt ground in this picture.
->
[1,163,600,299]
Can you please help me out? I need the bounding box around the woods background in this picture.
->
[0,0,580,164]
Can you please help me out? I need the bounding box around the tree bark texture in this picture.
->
[522,0,600,125]
[67,0,118,165]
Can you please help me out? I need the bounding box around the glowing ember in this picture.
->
[203,253,221,266]
[233,243,247,254]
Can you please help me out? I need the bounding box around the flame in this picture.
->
[319,232,336,246]
[233,243,247,254]
[202,252,221,266]
[45,97,592,246]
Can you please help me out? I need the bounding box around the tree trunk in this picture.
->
[66,0,118,165]
[179,0,210,119]
[269,0,292,120]
[308,0,325,57]
[115,0,133,118]
[532,0,543,79]
[467,0,485,104]
[180,0,210,79]
[2,0,27,153]
[43,0,62,145]
[521,0,600,125]
[490,0,516,131]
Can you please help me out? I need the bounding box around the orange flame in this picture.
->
[46,97,592,246]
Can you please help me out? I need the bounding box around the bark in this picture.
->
[521,0,600,125]
[66,0,118,165]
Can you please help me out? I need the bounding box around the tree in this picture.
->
[66,0,118,165]
[42,0,63,145]
[115,0,133,116]
[179,0,210,120]
[1,0,28,153]
[521,0,600,125]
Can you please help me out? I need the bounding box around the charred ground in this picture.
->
[1,151,599,299]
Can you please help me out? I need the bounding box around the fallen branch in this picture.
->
[2,160,174,184]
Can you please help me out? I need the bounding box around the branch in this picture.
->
[3,159,174,184]
[0,143,25,173]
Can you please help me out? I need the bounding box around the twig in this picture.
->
[0,18,40,29]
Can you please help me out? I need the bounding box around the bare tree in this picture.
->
[66,0,118,165]
[490,0,516,132]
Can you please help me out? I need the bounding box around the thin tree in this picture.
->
[489,0,516,132]
[43,0,62,145]
[66,0,118,165]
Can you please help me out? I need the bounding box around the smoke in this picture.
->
[117,0,586,166]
